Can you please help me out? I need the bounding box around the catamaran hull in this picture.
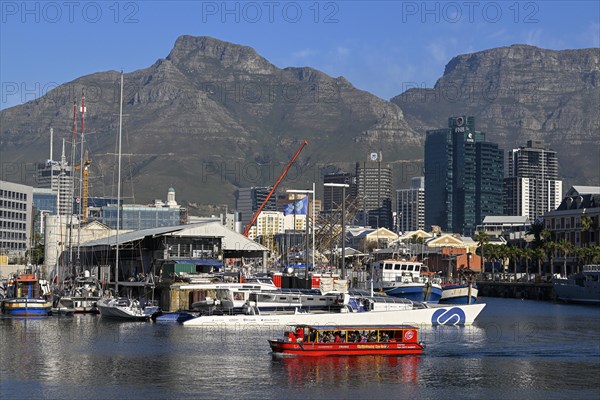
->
[183,303,486,327]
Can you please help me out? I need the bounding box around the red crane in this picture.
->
[242,140,309,237]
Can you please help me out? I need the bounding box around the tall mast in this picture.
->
[76,92,86,271]
[115,72,124,295]
[67,100,78,276]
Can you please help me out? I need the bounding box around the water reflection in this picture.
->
[275,355,421,387]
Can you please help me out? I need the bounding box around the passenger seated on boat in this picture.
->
[309,330,317,343]
[334,332,343,343]
[360,333,368,343]
[367,331,377,342]
[381,332,389,342]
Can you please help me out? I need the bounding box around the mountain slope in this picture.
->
[0,36,419,206]
[392,44,600,188]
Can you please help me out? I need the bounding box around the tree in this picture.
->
[522,247,534,280]
[474,230,490,273]
[534,247,547,276]
[545,241,558,276]
[557,239,574,277]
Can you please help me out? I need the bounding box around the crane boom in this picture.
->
[242,140,308,237]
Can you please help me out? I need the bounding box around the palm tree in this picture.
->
[545,241,558,277]
[522,247,534,280]
[474,230,490,273]
[557,238,574,277]
[526,220,545,247]
[534,247,547,276]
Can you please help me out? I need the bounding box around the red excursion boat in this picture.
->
[268,324,424,356]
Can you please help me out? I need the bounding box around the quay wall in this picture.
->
[476,281,556,301]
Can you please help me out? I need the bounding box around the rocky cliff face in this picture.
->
[392,45,600,188]
[1,40,598,208]
[0,36,418,205]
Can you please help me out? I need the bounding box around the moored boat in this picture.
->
[182,300,485,327]
[269,324,424,356]
[372,259,442,303]
[96,295,159,320]
[1,271,52,317]
[440,283,478,304]
[553,265,600,305]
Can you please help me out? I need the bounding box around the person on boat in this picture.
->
[295,327,304,343]
[334,332,343,343]
[360,333,368,343]
[381,332,390,342]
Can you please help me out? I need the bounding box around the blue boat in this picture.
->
[1,272,52,316]
[372,260,442,303]
[153,311,199,323]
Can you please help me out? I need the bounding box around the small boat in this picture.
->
[553,265,600,305]
[440,283,478,304]
[269,324,425,356]
[372,260,442,303]
[97,296,159,320]
[58,270,102,313]
[1,271,52,317]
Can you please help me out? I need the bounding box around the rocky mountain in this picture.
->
[392,45,600,189]
[0,35,419,206]
[1,38,598,210]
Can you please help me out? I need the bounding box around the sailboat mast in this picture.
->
[67,100,78,276]
[115,72,124,295]
[76,92,86,271]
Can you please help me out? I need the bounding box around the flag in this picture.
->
[283,196,308,216]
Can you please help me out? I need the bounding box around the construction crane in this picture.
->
[73,150,92,222]
[243,140,309,237]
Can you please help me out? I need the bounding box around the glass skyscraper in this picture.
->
[424,116,504,236]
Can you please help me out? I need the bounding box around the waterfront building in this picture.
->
[424,116,504,236]
[356,154,393,230]
[543,186,600,250]
[504,140,562,221]
[99,187,187,230]
[0,180,33,262]
[397,177,425,233]
[476,215,531,242]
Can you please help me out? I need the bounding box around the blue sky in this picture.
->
[1,1,598,109]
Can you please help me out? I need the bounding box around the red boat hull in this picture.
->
[269,340,424,356]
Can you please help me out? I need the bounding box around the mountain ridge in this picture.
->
[1,36,598,209]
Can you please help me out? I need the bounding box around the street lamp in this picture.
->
[324,183,349,280]
[287,185,315,282]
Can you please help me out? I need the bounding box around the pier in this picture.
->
[476,276,556,301]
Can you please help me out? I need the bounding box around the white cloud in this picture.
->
[524,28,543,46]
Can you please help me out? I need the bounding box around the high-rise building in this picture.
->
[397,177,425,233]
[323,172,357,212]
[356,154,393,229]
[36,156,73,216]
[236,187,277,230]
[0,180,33,262]
[424,116,504,236]
[504,140,562,221]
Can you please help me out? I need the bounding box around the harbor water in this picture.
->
[1,298,599,399]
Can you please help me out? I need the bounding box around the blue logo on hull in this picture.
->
[431,307,466,325]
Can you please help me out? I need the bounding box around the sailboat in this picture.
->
[96,72,159,320]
